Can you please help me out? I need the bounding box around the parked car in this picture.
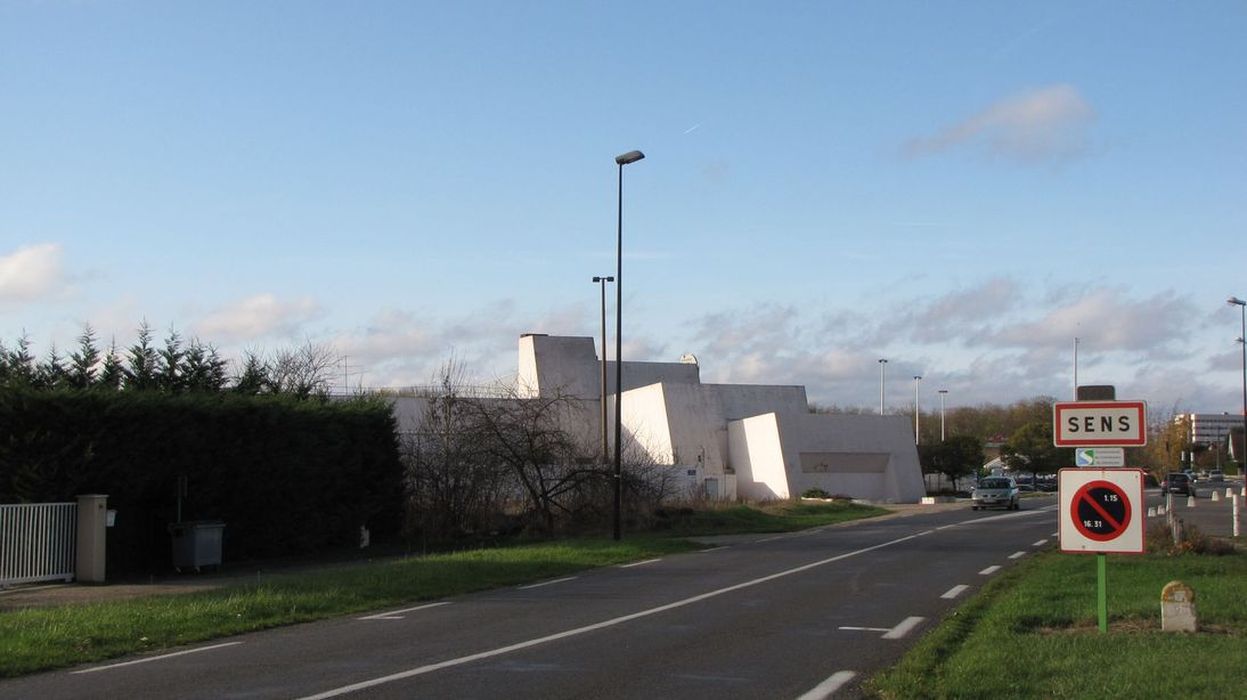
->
[1161,472,1196,496]
[1209,469,1225,482]
[971,476,1020,511]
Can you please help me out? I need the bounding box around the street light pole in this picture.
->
[913,375,922,446]
[1229,296,1247,475]
[878,359,887,415]
[613,149,644,541]
[938,389,949,442]
[592,275,614,465]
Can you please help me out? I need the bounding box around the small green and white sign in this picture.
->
[1075,447,1125,467]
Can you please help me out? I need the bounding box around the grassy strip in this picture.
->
[0,537,697,678]
[654,500,890,535]
[1,501,889,677]
[868,548,1247,699]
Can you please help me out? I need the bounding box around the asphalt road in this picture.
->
[0,501,1063,700]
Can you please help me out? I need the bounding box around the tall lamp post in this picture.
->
[913,375,922,445]
[1229,296,1247,474]
[613,149,644,541]
[592,275,614,464]
[938,389,949,442]
[878,359,887,415]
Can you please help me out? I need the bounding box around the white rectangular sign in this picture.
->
[1074,447,1125,467]
[1058,468,1145,554]
[1053,401,1147,447]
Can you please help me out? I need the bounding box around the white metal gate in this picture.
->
[1,503,77,587]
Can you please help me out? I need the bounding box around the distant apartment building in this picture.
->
[1174,413,1243,446]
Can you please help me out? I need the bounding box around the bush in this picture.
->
[802,488,832,499]
[1145,521,1237,556]
[0,388,404,577]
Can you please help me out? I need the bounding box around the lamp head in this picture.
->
[1229,296,1246,307]
[615,150,645,165]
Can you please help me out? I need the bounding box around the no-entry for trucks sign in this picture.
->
[1053,401,1147,447]
[1058,468,1145,554]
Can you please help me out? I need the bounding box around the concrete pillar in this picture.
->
[1161,581,1197,632]
[76,494,108,583]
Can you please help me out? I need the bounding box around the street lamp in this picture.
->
[878,359,887,415]
[913,375,922,446]
[613,149,644,541]
[592,275,614,464]
[1230,297,1247,475]
[938,389,949,442]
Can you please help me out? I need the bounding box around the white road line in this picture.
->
[1032,539,1048,547]
[796,670,857,700]
[940,585,970,600]
[70,642,243,674]
[915,530,935,537]
[298,532,923,700]
[518,576,578,590]
[882,616,925,640]
[698,546,728,553]
[756,535,785,543]
[979,565,1002,575]
[1008,551,1026,560]
[838,626,890,632]
[618,558,661,568]
[358,602,449,621]
[1051,531,1059,537]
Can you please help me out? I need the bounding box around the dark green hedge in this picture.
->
[0,389,404,577]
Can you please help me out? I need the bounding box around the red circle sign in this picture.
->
[1070,480,1132,541]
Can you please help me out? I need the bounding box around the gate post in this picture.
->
[76,494,108,583]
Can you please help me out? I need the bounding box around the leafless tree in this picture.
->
[266,341,338,398]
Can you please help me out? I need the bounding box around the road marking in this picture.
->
[298,531,923,699]
[71,642,242,674]
[882,616,925,640]
[358,602,449,621]
[915,529,935,537]
[1051,531,1059,537]
[1032,539,1048,547]
[838,626,890,633]
[698,546,728,553]
[518,576,577,590]
[979,565,1002,575]
[1008,551,1026,559]
[756,535,785,543]
[796,670,857,700]
[618,558,661,568]
[940,585,970,600]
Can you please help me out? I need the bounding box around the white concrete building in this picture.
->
[516,334,926,503]
[1174,413,1242,446]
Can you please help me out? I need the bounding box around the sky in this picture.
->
[2,1,1246,416]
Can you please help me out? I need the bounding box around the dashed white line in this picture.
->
[1051,531,1059,537]
[518,576,578,590]
[618,558,661,568]
[882,616,925,640]
[297,531,923,699]
[70,642,242,674]
[756,535,785,543]
[358,601,449,621]
[1032,539,1049,547]
[940,584,970,600]
[1008,551,1027,559]
[979,565,1002,575]
[838,625,890,633]
[796,670,857,699]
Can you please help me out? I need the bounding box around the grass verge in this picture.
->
[1,500,889,677]
[868,547,1247,699]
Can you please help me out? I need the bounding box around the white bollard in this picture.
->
[1228,488,1235,499]
[1188,495,1196,508]
[1212,491,1221,502]
[1148,506,1157,517]
[1158,505,1167,516]
[1234,496,1241,538]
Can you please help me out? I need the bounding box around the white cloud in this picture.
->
[194,293,323,341]
[904,84,1096,164]
[0,243,69,303]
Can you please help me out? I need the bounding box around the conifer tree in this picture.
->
[233,351,269,394]
[97,340,125,391]
[68,324,101,389]
[7,333,36,385]
[157,326,185,392]
[36,345,67,389]
[125,321,159,390]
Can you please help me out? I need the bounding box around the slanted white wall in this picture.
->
[776,414,925,502]
[729,413,791,500]
[517,334,600,399]
[619,383,675,464]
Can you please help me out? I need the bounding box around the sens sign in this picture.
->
[1053,401,1147,447]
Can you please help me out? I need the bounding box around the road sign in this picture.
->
[1075,447,1125,467]
[1059,469,1145,554]
[1053,401,1147,447]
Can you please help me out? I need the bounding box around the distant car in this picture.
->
[1209,470,1225,482]
[1162,472,1196,496]
[972,477,1020,511]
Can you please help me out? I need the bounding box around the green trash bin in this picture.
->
[169,520,225,572]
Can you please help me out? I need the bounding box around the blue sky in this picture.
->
[2,1,1245,415]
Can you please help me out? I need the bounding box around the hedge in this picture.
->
[0,389,404,577]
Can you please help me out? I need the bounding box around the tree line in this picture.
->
[0,322,337,398]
